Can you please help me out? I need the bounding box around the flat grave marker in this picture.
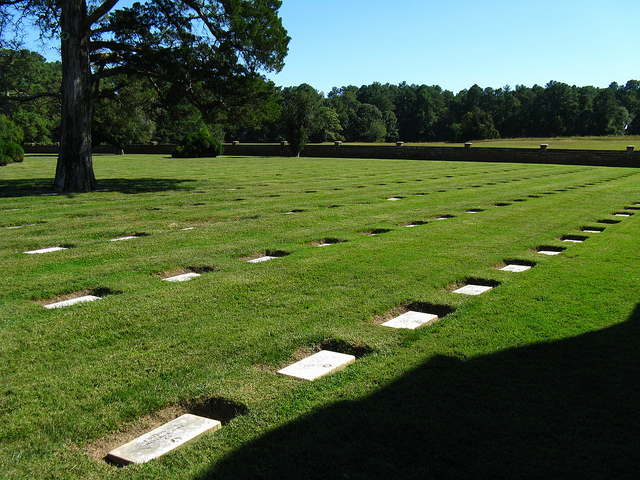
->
[387,197,402,201]
[24,246,67,254]
[44,295,101,309]
[382,311,439,329]
[277,350,355,381]
[500,264,531,272]
[453,284,493,295]
[615,213,632,217]
[106,414,221,465]
[163,272,201,282]
[247,255,277,263]
[109,235,138,242]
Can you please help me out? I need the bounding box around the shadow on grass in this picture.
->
[0,178,194,197]
[200,304,640,479]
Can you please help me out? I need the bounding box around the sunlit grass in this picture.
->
[1,154,639,479]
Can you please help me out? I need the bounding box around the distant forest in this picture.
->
[2,49,639,148]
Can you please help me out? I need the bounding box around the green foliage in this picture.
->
[0,138,24,165]
[0,49,61,144]
[0,115,24,165]
[279,84,325,155]
[460,107,500,141]
[172,128,224,158]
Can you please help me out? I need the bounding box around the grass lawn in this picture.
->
[1,154,639,479]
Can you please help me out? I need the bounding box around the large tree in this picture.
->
[0,0,289,192]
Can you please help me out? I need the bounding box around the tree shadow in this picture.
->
[0,178,195,197]
[201,304,640,479]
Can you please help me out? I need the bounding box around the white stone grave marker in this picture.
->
[44,295,101,309]
[163,272,201,282]
[382,311,438,329]
[615,213,632,217]
[453,284,493,295]
[181,227,196,231]
[387,197,402,201]
[247,255,277,263]
[106,414,221,465]
[24,246,67,254]
[109,235,138,241]
[277,350,355,381]
[538,249,561,255]
[500,264,531,272]
[563,238,584,243]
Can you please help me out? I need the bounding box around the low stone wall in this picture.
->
[224,143,640,168]
[24,143,639,168]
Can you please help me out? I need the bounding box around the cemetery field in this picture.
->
[1,154,639,479]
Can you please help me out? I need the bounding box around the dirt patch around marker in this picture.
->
[534,245,566,254]
[260,338,375,374]
[157,266,217,279]
[34,287,120,306]
[310,238,345,246]
[581,226,604,232]
[446,277,501,292]
[372,302,455,325]
[363,228,392,235]
[493,259,537,270]
[402,221,427,227]
[560,235,588,242]
[87,396,247,463]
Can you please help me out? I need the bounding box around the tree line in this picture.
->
[2,48,639,154]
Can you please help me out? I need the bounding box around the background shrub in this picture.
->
[0,139,24,166]
[172,128,224,158]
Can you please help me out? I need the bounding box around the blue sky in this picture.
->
[266,0,640,94]
[28,0,640,95]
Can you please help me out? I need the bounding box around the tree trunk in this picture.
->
[54,0,97,192]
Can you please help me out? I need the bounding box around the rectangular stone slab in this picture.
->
[500,264,531,272]
[582,229,602,233]
[453,284,493,295]
[382,311,438,329]
[163,272,201,282]
[109,236,137,241]
[44,295,101,309]
[538,250,561,255]
[277,350,355,381]
[563,238,584,243]
[247,256,276,263]
[106,414,221,465]
[24,246,67,254]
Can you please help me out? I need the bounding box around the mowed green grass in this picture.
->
[1,154,639,479]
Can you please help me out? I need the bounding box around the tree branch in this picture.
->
[87,0,120,27]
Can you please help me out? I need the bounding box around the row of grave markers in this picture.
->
[105,205,636,465]
[12,198,638,463]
